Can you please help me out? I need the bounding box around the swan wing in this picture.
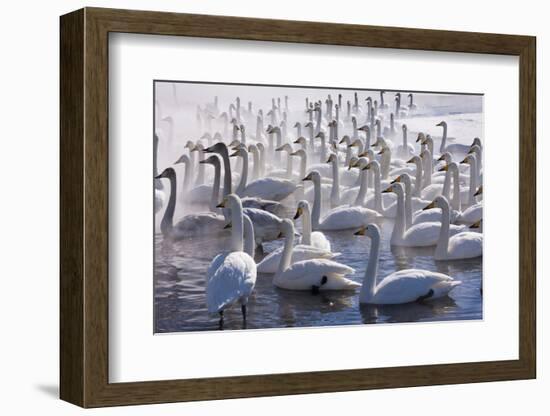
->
[275,259,358,290]
[243,207,282,243]
[173,213,226,237]
[257,245,337,274]
[447,232,483,259]
[319,206,381,231]
[206,252,257,313]
[243,178,297,201]
[188,184,213,204]
[373,269,457,304]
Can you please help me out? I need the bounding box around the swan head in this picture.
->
[436,121,447,128]
[199,155,221,167]
[266,125,280,134]
[315,132,325,139]
[339,135,351,145]
[392,173,411,186]
[216,193,241,209]
[256,142,265,151]
[460,154,475,165]
[349,139,362,148]
[406,155,420,164]
[155,167,175,180]
[174,154,190,165]
[275,143,292,153]
[377,146,390,156]
[362,160,380,172]
[407,93,413,98]
[294,200,310,219]
[382,182,404,196]
[358,125,370,132]
[229,146,247,158]
[474,186,483,197]
[354,224,380,239]
[365,97,372,103]
[302,170,321,183]
[293,122,301,128]
[472,137,483,148]
[402,123,407,131]
[184,140,195,150]
[438,161,458,173]
[290,149,306,158]
[228,139,241,148]
[423,195,448,211]
[304,121,313,128]
[247,144,258,153]
[468,144,482,155]
[326,153,338,164]
[218,112,228,120]
[437,152,451,162]
[348,156,360,170]
[293,136,307,145]
[204,142,228,155]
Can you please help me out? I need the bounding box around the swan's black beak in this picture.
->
[391,176,401,184]
[423,201,436,211]
[277,232,284,239]
[406,157,415,164]
[438,165,448,172]
[382,187,393,194]
[154,174,163,179]
[216,201,226,208]
[293,208,302,220]
[223,222,232,229]
[204,147,214,153]
[474,187,483,197]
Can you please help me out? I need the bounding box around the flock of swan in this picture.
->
[155,88,483,328]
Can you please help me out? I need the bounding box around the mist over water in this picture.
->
[154,81,483,333]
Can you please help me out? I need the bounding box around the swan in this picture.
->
[273,219,360,292]
[436,121,471,157]
[457,186,483,224]
[407,93,418,111]
[395,124,415,160]
[460,153,480,208]
[354,224,461,304]
[206,194,257,325]
[294,200,332,251]
[257,224,339,274]
[155,168,226,239]
[304,170,381,231]
[384,182,466,247]
[410,162,462,224]
[230,146,297,201]
[426,196,483,260]
[363,160,397,214]
[339,157,370,206]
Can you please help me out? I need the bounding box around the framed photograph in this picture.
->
[60,7,536,408]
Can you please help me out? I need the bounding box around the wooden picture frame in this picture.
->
[60,7,536,408]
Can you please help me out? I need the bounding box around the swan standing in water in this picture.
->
[425,196,483,260]
[293,200,332,251]
[354,225,461,304]
[274,219,360,292]
[207,194,257,326]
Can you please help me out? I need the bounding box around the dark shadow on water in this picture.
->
[35,384,59,399]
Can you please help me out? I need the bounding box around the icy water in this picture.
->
[154,216,482,333]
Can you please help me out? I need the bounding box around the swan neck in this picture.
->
[312,178,321,230]
[302,206,312,245]
[220,147,232,196]
[161,172,177,236]
[360,232,379,303]
[392,190,406,244]
[236,152,248,195]
[278,228,294,274]
[243,215,255,258]
[330,159,340,207]
[230,199,244,252]
[439,125,448,153]
[435,202,451,258]
[210,161,221,212]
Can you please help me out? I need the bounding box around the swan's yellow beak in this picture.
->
[217,199,227,208]
[354,226,366,236]
[438,164,449,172]
[382,187,393,193]
[406,157,415,163]
[391,176,401,184]
[293,207,303,220]
[423,201,436,210]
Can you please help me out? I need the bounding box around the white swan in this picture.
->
[385,182,466,247]
[437,121,471,157]
[304,170,381,231]
[426,196,483,260]
[457,186,483,224]
[206,194,257,325]
[294,200,332,251]
[155,167,226,239]
[273,219,360,292]
[354,224,461,304]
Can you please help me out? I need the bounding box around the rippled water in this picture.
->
[154,214,482,333]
